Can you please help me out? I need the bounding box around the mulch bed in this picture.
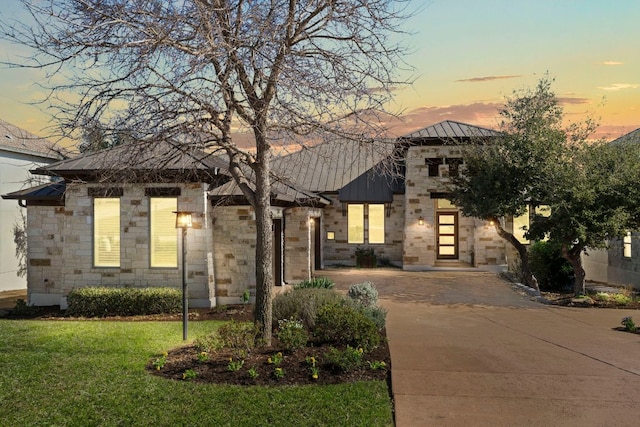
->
[150,338,390,386]
[1,304,391,387]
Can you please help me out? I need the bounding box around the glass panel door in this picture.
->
[437,212,458,259]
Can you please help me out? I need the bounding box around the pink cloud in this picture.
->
[455,75,522,83]
[599,61,624,65]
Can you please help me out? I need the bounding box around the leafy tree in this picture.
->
[1,0,412,344]
[449,77,567,291]
[528,140,640,295]
[450,77,640,295]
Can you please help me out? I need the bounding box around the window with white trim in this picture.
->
[623,232,632,258]
[150,197,178,267]
[94,198,121,267]
[368,204,385,244]
[348,204,364,244]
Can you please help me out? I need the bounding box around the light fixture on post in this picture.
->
[174,211,193,341]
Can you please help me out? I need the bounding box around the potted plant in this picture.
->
[355,246,377,268]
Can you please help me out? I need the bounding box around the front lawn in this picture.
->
[0,320,393,426]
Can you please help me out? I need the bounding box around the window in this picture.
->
[348,204,385,244]
[150,198,178,267]
[368,204,385,244]
[94,198,120,267]
[447,158,464,177]
[624,232,632,258]
[348,204,364,244]
[425,158,443,177]
[513,206,530,244]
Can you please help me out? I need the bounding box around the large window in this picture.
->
[347,203,385,244]
[150,198,178,267]
[348,204,364,244]
[368,204,385,244]
[94,198,120,267]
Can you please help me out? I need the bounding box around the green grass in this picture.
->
[0,320,393,427]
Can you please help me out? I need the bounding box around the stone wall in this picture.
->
[322,195,404,266]
[403,145,506,270]
[28,182,213,307]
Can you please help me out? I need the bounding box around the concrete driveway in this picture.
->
[321,269,640,426]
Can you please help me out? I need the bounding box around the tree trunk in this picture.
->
[252,133,274,346]
[491,218,540,294]
[562,246,586,296]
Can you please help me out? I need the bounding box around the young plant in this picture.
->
[306,355,320,380]
[227,358,245,372]
[152,352,168,371]
[196,351,209,363]
[273,367,285,380]
[367,360,387,370]
[182,369,197,380]
[247,367,259,379]
[621,316,637,332]
[267,352,284,366]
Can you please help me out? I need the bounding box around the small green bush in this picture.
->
[217,320,261,359]
[323,345,364,373]
[357,305,387,330]
[293,277,335,290]
[612,293,632,306]
[529,241,574,291]
[314,303,381,351]
[275,318,308,352]
[272,288,344,329]
[66,287,181,317]
[194,333,225,354]
[347,281,379,308]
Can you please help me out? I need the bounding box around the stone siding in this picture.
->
[403,145,506,269]
[322,195,404,266]
[28,182,213,307]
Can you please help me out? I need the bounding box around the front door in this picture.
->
[436,212,458,259]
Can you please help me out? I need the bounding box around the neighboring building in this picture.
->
[0,119,63,292]
[583,128,640,288]
[4,120,516,307]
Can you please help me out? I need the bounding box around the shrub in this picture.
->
[314,303,381,351]
[612,293,632,306]
[66,287,181,317]
[357,305,387,330]
[323,345,364,373]
[217,320,261,359]
[347,281,379,308]
[621,316,637,332]
[275,318,308,352]
[528,241,574,291]
[293,277,335,290]
[194,333,225,354]
[355,246,377,268]
[272,288,344,329]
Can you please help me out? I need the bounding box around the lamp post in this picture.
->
[174,211,192,340]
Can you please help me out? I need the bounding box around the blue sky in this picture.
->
[1,0,639,143]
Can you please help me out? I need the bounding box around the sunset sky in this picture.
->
[1,0,639,145]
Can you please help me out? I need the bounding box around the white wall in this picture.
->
[0,150,52,291]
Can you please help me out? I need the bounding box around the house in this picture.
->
[582,128,640,288]
[3,120,515,307]
[0,119,63,292]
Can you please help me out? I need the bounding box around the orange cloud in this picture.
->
[455,75,522,83]
[557,97,591,105]
[598,83,639,91]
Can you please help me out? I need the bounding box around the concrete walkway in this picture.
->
[322,269,640,426]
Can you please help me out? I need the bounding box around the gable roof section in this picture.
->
[399,120,500,142]
[208,138,399,205]
[610,128,640,145]
[33,140,228,182]
[0,119,64,161]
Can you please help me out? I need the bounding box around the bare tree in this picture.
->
[1,0,413,344]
